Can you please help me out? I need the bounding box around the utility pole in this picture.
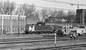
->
[1,8,4,34]
[82,10,85,25]
[18,15,20,35]
[77,4,79,9]
[10,15,13,34]
[77,0,80,9]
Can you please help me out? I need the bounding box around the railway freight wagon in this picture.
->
[25,22,55,34]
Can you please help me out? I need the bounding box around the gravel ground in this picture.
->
[42,47,86,50]
[0,34,86,50]
[0,34,43,39]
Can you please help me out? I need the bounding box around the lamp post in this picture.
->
[1,8,4,34]
[1,15,3,34]
[82,10,85,25]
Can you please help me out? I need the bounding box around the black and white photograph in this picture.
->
[0,0,86,50]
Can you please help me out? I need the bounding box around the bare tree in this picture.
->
[40,8,57,22]
[23,4,36,17]
[14,5,25,15]
[57,10,64,17]
[0,1,15,15]
[49,9,58,17]
[41,8,49,21]
[0,2,4,14]
[15,4,36,17]
[67,10,76,16]
[67,10,76,24]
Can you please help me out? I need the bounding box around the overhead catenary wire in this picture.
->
[27,0,76,11]
[42,0,86,6]
[42,0,86,9]
[28,4,75,11]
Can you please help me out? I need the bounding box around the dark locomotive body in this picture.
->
[25,22,55,34]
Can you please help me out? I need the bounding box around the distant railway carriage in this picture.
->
[69,26,86,35]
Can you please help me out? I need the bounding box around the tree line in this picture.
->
[0,1,76,22]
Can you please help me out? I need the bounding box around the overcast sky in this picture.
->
[1,0,86,10]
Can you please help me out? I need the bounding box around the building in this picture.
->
[0,14,26,34]
[75,9,86,25]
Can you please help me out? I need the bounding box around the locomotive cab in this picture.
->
[25,24,35,34]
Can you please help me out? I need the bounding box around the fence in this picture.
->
[0,14,26,34]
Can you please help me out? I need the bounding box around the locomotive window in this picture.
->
[37,22,45,26]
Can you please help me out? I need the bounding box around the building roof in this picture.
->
[0,14,26,20]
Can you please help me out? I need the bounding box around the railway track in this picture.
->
[1,40,86,50]
[0,34,86,50]
[0,34,86,45]
[28,44,86,50]
[0,34,86,42]
[0,36,86,44]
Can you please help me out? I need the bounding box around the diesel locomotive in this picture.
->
[25,22,64,34]
[25,22,57,34]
